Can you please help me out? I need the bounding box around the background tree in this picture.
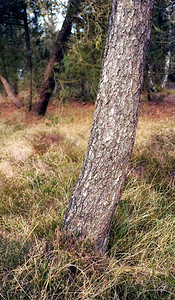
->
[161,0,175,88]
[0,0,173,110]
[0,75,24,108]
[63,0,154,253]
[58,0,174,103]
[0,17,25,107]
[23,1,33,111]
[144,0,175,93]
[0,0,53,108]
[33,0,85,116]
[0,0,33,107]
[57,0,111,102]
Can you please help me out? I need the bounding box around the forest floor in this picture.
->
[0,90,175,299]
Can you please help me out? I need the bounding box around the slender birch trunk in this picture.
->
[161,50,171,89]
[0,75,24,108]
[161,0,173,89]
[63,0,154,253]
[148,64,157,92]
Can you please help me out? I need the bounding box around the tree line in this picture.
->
[0,0,174,116]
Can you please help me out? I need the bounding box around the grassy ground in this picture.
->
[0,94,175,299]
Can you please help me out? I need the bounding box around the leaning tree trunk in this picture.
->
[23,3,33,111]
[33,0,84,116]
[63,0,154,253]
[0,75,24,108]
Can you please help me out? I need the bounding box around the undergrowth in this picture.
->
[0,100,174,299]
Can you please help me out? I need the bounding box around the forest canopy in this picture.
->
[0,0,174,109]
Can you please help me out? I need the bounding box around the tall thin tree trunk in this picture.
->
[63,0,154,253]
[23,3,33,111]
[0,75,24,108]
[161,0,173,89]
[161,50,171,89]
[13,79,19,97]
[33,0,84,116]
[148,64,157,92]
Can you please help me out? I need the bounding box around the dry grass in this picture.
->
[0,96,175,299]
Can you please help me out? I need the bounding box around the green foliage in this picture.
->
[0,24,25,80]
[57,0,175,102]
[57,0,112,102]
[144,0,175,90]
[0,0,56,94]
[0,0,174,102]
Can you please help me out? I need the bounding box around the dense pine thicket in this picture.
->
[0,0,174,108]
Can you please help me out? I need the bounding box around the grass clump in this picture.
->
[0,100,175,299]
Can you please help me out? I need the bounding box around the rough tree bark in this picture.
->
[62,0,154,253]
[0,75,24,108]
[33,0,84,116]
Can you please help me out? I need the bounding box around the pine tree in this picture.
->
[63,0,154,253]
